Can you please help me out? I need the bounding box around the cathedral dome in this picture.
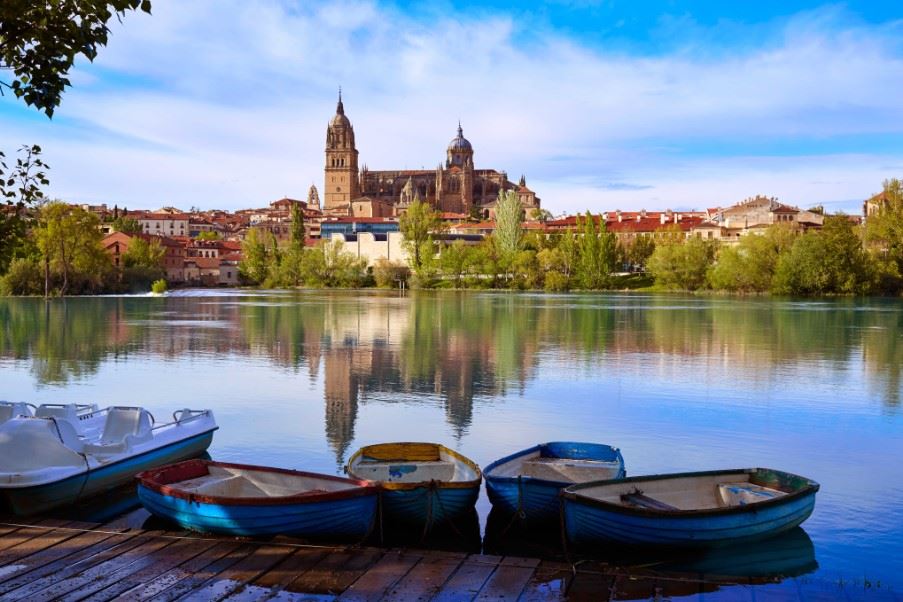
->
[331,91,351,128]
[447,123,472,151]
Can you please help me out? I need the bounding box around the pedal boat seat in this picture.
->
[83,407,153,456]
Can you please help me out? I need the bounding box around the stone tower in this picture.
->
[307,183,320,210]
[324,90,360,212]
[446,123,474,213]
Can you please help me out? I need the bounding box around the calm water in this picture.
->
[2,290,902,591]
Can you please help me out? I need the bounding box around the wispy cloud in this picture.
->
[1,1,901,213]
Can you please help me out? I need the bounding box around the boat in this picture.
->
[562,468,819,548]
[345,442,481,529]
[136,459,379,540]
[0,403,217,516]
[484,441,625,522]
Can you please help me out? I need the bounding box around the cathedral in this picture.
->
[322,92,540,218]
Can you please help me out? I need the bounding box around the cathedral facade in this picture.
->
[322,93,540,218]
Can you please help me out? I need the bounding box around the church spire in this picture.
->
[336,86,344,115]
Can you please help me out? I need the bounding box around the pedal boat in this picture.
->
[346,442,481,528]
[0,402,217,516]
[562,468,819,548]
[137,459,379,540]
[484,441,625,522]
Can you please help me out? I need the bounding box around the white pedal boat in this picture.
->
[0,401,217,516]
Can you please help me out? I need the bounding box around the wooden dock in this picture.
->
[0,517,887,601]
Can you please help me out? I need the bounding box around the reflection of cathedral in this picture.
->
[323,92,540,217]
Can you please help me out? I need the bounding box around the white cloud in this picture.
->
[1,1,901,213]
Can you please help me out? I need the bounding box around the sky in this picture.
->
[1,1,902,215]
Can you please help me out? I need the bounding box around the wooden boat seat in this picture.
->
[620,492,679,511]
[352,460,457,483]
[521,457,619,482]
[717,482,786,507]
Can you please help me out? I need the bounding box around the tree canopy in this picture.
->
[1,1,152,117]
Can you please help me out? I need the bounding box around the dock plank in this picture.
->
[218,547,330,602]
[43,532,179,602]
[0,519,76,554]
[109,540,241,601]
[433,554,502,602]
[518,560,574,602]
[338,549,424,601]
[147,543,256,602]
[380,551,467,602]
[78,536,221,602]
[0,531,151,601]
[285,549,383,596]
[176,543,297,602]
[476,556,541,601]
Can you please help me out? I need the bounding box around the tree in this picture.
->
[495,190,523,257]
[399,197,442,273]
[34,201,110,296]
[706,225,795,292]
[111,215,142,234]
[290,201,305,249]
[438,240,473,288]
[648,236,716,291]
[0,144,48,273]
[196,230,220,241]
[0,1,153,117]
[621,234,656,271]
[864,178,903,292]
[239,227,271,285]
[575,212,617,289]
[123,236,164,269]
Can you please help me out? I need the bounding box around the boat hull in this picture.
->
[380,484,480,526]
[137,484,378,540]
[0,431,214,516]
[563,469,818,549]
[485,442,625,523]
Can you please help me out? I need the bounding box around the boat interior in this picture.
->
[489,448,622,483]
[574,472,789,511]
[350,443,479,484]
[171,465,360,499]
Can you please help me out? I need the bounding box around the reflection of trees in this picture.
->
[2,293,902,460]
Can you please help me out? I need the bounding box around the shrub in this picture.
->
[373,259,410,288]
[151,279,168,294]
[0,257,43,295]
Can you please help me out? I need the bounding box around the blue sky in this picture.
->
[1,0,901,214]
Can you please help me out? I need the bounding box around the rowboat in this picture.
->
[0,402,217,516]
[562,468,818,548]
[137,459,379,540]
[484,441,625,522]
[346,442,481,529]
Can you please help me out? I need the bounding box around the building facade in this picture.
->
[323,93,540,218]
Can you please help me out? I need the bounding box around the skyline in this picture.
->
[1,1,902,214]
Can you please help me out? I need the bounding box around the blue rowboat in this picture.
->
[484,441,625,523]
[136,459,379,540]
[562,468,819,548]
[346,442,481,530]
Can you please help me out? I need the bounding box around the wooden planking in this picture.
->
[109,540,242,601]
[0,526,124,591]
[147,543,258,602]
[518,560,574,602]
[0,519,77,554]
[282,549,383,596]
[0,531,152,601]
[175,543,296,602]
[77,536,222,602]
[338,549,425,601]
[220,546,332,601]
[380,551,467,602]
[38,532,178,602]
[433,554,503,602]
[475,556,542,601]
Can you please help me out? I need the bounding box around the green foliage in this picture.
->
[123,237,164,269]
[290,202,305,248]
[620,234,656,271]
[575,212,618,289]
[648,236,716,291]
[0,1,152,117]
[111,216,141,234]
[239,227,273,285]
[34,201,111,296]
[773,216,876,295]
[494,190,523,257]
[437,240,473,288]
[864,178,903,293]
[196,230,220,241]
[151,279,167,294]
[0,145,48,273]
[0,257,43,295]
[373,259,410,288]
[300,240,368,288]
[399,199,442,272]
[706,225,795,292]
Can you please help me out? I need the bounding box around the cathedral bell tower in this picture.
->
[324,90,360,212]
